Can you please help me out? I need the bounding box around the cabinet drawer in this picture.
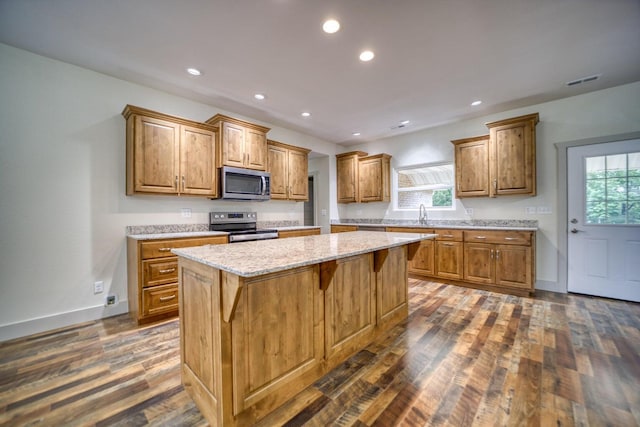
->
[464,230,531,246]
[142,283,179,317]
[143,258,178,287]
[434,229,463,241]
[141,236,227,259]
[387,227,435,234]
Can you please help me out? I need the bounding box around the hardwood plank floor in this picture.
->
[1,279,639,426]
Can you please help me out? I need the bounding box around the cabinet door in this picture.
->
[435,241,463,280]
[495,244,532,289]
[337,154,359,203]
[358,158,381,202]
[454,136,490,197]
[245,128,267,170]
[409,239,435,276]
[288,149,309,200]
[463,243,494,284]
[267,144,288,199]
[489,114,537,197]
[180,125,217,196]
[134,115,179,194]
[220,121,245,168]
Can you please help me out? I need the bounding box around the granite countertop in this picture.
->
[127,231,228,240]
[172,231,436,278]
[275,225,322,231]
[332,219,538,231]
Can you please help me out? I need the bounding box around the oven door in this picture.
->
[221,166,270,201]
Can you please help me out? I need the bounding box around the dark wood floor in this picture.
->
[1,279,639,426]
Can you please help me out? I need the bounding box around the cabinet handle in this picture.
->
[495,250,500,259]
[159,268,176,274]
[175,175,178,189]
[441,243,454,246]
[504,237,517,241]
[159,295,176,302]
[490,249,494,259]
[158,248,173,252]
[474,236,486,239]
[493,179,497,190]
[182,175,185,191]
[443,234,454,238]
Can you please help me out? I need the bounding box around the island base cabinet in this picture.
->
[177,243,414,426]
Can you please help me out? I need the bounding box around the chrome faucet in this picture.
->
[419,203,428,225]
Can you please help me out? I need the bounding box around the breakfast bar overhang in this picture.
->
[172,231,436,426]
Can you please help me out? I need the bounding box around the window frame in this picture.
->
[393,161,456,212]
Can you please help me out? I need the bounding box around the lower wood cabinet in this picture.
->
[127,234,227,324]
[391,227,536,296]
[330,224,358,233]
[278,228,321,239]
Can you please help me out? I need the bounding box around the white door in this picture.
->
[567,140,640,302]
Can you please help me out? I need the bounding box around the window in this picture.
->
[395,162,454,210]
[585,152,640,224]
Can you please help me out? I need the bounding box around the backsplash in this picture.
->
[334,218,539,228]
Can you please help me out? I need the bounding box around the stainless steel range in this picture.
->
[209,212,278,243]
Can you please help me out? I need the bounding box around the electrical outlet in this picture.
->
[106,295,116,306]
[465,208,474,215]
[321,209,327,216]
[537,206,552,214]
[94,281,104,294]
[181,208,192,218]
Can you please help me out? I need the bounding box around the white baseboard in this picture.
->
[0,300,129,342]
[535,280,565,294]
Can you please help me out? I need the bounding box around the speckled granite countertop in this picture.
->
[126,224,322,240]
[332,219,538,231]
[172,231,436,278]
[127,231,228,240]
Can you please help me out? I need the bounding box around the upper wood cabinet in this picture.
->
[205,114,270,170]
[336,151,367,203]
[267,140,311,201]
[451,113,539,198]
[359,154,391,203]
[486,113,539,197]
[336,151,391,203]
[123,105,218,197]
[452,135,490,198]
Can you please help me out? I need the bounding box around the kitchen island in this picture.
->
[172,230,435,426]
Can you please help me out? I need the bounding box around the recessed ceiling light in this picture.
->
[471,100,482,106]
[323,19,340,34]
[359,50,375,62]
[400,120,410,125]
[352,132,361,136]
[254,93,265,100]
[301,112,311,117]
[186,68,201,76]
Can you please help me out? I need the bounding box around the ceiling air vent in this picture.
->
[566,74,601,87]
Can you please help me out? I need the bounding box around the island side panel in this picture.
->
[324,253,377,365]
[376,246,409,329]
[227,265,325,423]
[178,257,223,426]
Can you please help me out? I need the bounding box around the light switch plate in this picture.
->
[537,206,552,214]
[321,209,327,216]
[181,208,192,218]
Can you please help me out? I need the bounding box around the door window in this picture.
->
[585,152,640,224]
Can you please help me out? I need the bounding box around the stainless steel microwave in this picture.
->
[220,166,271,201]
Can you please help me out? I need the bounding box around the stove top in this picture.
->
[209,211,278,242]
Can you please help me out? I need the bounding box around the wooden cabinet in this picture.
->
[359,154,391,202]
[452,135,490,198]
[336,151,391,203]
[336,151,367,203]
[123,105,218,197]
[387,227,435,276]
[464,230,534,291]
[127,235,227,324]
[205,114,270,170]
[330,224,358,233]
[434,229,464,280]
[486,113,539,197]
[267,140,311,201]
[278,228,321,239]
[451,113,538,198]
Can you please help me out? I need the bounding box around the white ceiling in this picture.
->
[1,0,639,146]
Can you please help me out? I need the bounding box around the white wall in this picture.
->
[339,82,640,291]
[0,44,339,340]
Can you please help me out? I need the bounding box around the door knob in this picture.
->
[570,228,582,233]
[570,218,578,224]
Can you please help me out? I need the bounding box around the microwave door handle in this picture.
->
[261,176,266,196]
